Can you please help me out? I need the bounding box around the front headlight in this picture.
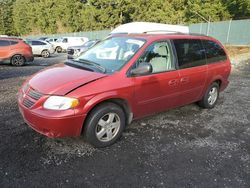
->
[43,96,79,110]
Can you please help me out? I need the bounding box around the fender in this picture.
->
[199,74,223,100]
[81,90,133,116]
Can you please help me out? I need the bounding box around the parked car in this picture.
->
[26,40,54,58]
[53,37,89,53]
[45,37,58,43]
[67,39,101,59]
[0,37,33,66]
[18,33,231,147]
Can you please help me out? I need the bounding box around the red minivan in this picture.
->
[18,34,231,147]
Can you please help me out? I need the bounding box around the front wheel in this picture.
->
[198,82,219,109]
[84,103,125,148]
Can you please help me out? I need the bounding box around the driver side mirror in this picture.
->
[130,62,152,76]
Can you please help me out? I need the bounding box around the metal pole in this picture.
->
[226,19,232,44]
[207,16,210,36]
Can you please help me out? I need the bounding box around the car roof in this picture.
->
[27,39,47,42]
[109,33,218,42]
[0,37,23,41]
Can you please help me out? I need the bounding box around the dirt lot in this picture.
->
[0,53,249,187]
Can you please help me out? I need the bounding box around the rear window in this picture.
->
[32,41,46,45]
[0,40,10,46]
[202,40,227,63]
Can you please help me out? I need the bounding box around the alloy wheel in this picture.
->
[12,55,24,66]
[95,113,121,142]
[42,50,50,58]
[208,87,218,105]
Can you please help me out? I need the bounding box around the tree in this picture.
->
[1,0,249,36]
[223,0,250,19]
[13,0,36,35]
[0,0,17,35]
[184,0,231,23]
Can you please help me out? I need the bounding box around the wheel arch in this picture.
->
[213,79,222,88]
[10,54,26,63]
[81,97,133,134]
[199,77,223,101]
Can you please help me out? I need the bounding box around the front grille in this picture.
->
[23,98,35,108]
[67,48,74,55]
[27,88,43,100]
[21,86,43,109]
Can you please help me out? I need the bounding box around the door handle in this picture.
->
[168,79,178,86]
[180,77,189,84]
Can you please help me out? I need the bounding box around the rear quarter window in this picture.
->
[10,41,19,45]
[173,39,206,69]
[202,40,227,64]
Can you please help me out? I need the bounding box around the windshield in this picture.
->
[76,37,145,73]
[83,40,97,47]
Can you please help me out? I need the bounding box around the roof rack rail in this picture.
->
[189,33,208,36]
[142,30,185,34]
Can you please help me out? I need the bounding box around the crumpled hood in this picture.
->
[28,63,106,95]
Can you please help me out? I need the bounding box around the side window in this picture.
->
[136,41,175,73]
[173,39,206,69]
[62,38,68,43]
[202,40,227,63]
[0,40,10,46]
[32,41,40,45]
[38,41,46,45]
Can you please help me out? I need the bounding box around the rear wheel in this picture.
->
[11,55,25,66]
[198,82,219,109]
[41,50,50,58]
[84,103,126,148]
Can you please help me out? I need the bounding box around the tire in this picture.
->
[198,82,219,109]
[11,55,25,66]
[84,102,126,148]
[56,46,62,53]
[41,50,50,58]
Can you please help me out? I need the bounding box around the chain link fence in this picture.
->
[189,19,250,46]
[25,19,250,46]
[27,30,111,40]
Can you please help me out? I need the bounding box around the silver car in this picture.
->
[27,40,55,58]
[67,39,100,59]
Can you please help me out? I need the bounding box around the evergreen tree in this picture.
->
[0,0,16,35]
[0,0,249,36]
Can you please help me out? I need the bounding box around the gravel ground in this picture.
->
[0,53,249,187]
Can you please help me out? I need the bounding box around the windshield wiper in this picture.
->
[65,60,94,72]
[77,59,106,73]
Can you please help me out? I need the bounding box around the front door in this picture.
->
[131,41,180,118]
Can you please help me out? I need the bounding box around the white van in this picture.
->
[111,22,189,34]
[53,37,89,53]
